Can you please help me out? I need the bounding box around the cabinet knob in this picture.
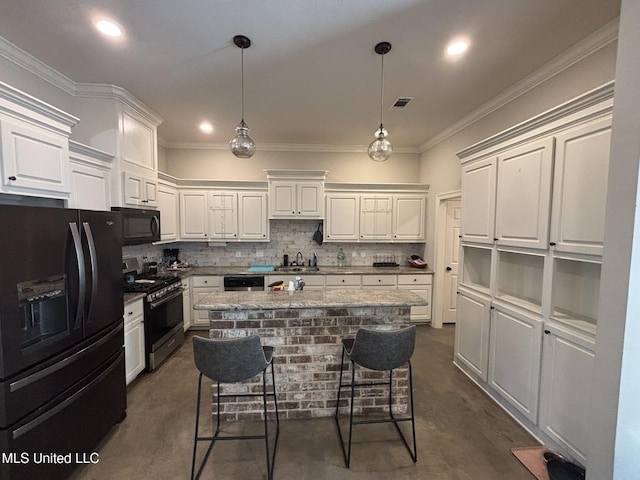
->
[127,311,133,315]
[446,266,452,272]
[494,238,498,242]
[490,306,495,309]
[8,176,16,181]
[549,242,556,247]
[544,330,551,335]
[378,279,381,282]
[292,211,295,214]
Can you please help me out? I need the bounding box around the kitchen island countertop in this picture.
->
[194,288,427,311]
[165,265,433,278]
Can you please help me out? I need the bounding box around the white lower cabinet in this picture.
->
[268,274,324,291]
[454,288,491,381]
[538,323,595,465]
[325,274,362,290]
[362,274,397,290]
[191,276,222,327]
[398,274,432,323]
[181,277,191,330]
[123,298,145,385]
[488,303,542,423]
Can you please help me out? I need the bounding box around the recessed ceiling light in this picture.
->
[95,19,123,38]
[446,40,469,57]
[199,122,213,134]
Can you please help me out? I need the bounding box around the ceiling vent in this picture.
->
[390,97,413,109]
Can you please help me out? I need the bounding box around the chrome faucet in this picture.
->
[296,251,303,266]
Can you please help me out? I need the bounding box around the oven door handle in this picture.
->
[149,288,184,310]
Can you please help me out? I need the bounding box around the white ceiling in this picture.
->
[0,1,621,150]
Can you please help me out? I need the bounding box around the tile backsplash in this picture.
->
[122,220,425,268]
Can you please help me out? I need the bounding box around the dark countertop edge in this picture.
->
[166,266,433,278]
[124,292,145,304]
[193,290,427,311]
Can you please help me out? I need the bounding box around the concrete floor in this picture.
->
[69,325,538,479]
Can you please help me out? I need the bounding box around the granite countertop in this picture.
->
[165,265,433,278]
[194,289,427,311]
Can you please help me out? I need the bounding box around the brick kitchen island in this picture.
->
[194,289,426,420]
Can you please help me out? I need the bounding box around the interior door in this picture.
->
[80,210,124,338]
[442,199,461,323]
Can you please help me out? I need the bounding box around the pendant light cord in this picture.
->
[240,46,245,122]
[379,52,384,130]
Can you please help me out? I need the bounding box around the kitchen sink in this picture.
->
[274,266,320,273]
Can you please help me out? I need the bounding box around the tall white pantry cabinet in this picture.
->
[454,82,613,466]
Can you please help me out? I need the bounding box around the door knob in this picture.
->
[446,266,452,272]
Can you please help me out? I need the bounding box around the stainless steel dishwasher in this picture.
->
[223,276,266,291]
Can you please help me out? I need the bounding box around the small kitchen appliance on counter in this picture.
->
[123,258,184,370]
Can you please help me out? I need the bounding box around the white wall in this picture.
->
[164,147,420,183]
[0,38,75,114]
[418,42,618,267]
[590,1,640,477]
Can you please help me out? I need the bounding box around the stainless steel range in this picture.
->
[122,258,184,371]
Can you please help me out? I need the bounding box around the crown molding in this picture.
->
[162,140,420,154]
[68,140,115,163]
[419,18,619,153]
[0,36,76,95]
[74,83,163,126]
[0,81,79,131]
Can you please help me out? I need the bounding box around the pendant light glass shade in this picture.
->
[368,125,393,162]
[230,35,256,158]
[230,119,256,158]
[368,42,392,162]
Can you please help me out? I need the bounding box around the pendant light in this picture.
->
[230,35,256,158]
[368,41,393,162]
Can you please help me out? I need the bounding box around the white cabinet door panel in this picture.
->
[1,118,70,194]
[550,118,611,255]
[539,325,595,465]
[495,138,554,249]
[461,157,497,244]
[489,305,542,422]
[325,194,359,241]
[454,289,491,381]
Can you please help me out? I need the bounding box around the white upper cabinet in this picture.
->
[461,157,497,244]
[269,181,324,218]
[0,82,78,198]
[72,87,163,208]
[123,170,158,208]
[325,193,360,241]
[238,191,269,241]
[157,179,178,241]
[178,187,269,242]
[360,195,393,241]
[208,191,238,240]
[494,137,554,250]
[180,190,209,240]
[68,141,113,211]
[121,111,155,170]
[265,170,328,219]
[392,194,426,242]
[550,117,612,256]
[325,186,429,244]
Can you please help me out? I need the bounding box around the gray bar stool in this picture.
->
[191,335,280,480]
[334,325,417,468]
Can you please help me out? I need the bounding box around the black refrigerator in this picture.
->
[0,205,126,480]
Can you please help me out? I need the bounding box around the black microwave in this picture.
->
[111,207,161,245]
